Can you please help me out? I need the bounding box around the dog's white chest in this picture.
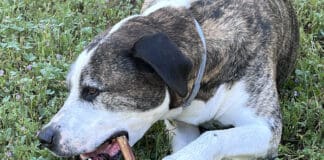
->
[175,80,259,127]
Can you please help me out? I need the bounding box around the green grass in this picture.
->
[0,0,322,159]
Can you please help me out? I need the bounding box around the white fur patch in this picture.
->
[163,80,273,159]
[108,15,140,35]
[174,80,268,127]
[165,120,200,152]
[163,125,272,160]
[67,47,97,97]
[97,15,141,45]
[142,0,192,16]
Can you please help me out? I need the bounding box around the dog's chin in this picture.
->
[80,131,128,160]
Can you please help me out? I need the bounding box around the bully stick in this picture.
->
[116,136,135,160]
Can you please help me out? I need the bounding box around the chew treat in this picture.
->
[116,136,135,160]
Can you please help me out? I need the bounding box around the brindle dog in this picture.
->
[38,0,298,159]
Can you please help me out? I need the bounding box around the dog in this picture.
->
[38,0,299,159]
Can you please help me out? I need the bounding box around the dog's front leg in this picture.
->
[165,120,200,152]
[163,124,274,160]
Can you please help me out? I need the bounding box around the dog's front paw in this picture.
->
[162,155,179,160]
[162,154,191,160]
[162,153,199,160]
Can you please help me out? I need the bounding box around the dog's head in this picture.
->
[37,9,200,159]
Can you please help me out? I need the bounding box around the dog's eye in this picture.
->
[81,87,100,102]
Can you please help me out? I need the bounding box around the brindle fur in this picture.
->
[85,0,297,106]
[40,0,298,158]
[87,0,299,148]
[84,0,298,154]
[81,7,205,110]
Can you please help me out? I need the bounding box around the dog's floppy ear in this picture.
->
[132,33,193,97]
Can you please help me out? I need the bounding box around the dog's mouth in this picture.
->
[80,131,128,160]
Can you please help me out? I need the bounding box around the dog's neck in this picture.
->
[161,18,207,120]
[139,7,207,108]
[137,2,212,119]
[181,19,207,108]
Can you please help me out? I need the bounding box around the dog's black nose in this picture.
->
[37,126,57,148]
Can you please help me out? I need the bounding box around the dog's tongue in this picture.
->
[80,140,120,160]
